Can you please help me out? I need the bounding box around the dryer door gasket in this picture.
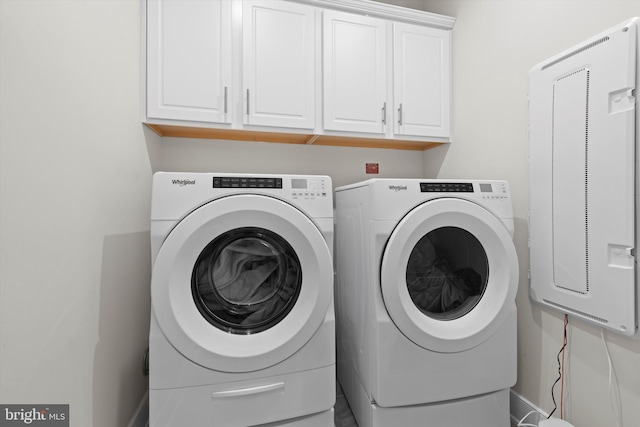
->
[381,197,518,353]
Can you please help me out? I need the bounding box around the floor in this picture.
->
[335,382,358,427]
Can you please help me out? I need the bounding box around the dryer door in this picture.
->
[152,194,332,372]
[380,198,518,352]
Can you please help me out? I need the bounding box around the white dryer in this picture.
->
[149,173,335,427]
[334,179,519,427]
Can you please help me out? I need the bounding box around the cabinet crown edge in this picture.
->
[291,0,455,29]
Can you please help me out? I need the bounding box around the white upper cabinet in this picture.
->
[146,0,232,123]
[243,1,317,129]
[393,22,450,138]
[143,0,455,149]
[322,10,387,134]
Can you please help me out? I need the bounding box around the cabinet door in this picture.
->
[243,0,316,129]
[393,22,450,138]
[323,10,387,134]
[146,0,231,123]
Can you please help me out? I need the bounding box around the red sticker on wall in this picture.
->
[366,163,379,174]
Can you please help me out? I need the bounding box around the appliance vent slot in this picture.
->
[585,70,590,293]
[543,299,608,324]
[542,36,610,70]
[551,68,590,295]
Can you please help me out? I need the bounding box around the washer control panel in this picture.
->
[290,177,329,199]
[212,176,329,199]
[213,177,283,189]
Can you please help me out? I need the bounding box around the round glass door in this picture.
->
[192,227,302,334]
[380,198,518,353]
[151,194,332,372]
[406,227,488,320]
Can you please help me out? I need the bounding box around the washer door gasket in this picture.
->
[152,194,332,372]
[192,227,302,335]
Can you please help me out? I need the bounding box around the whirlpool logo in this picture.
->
[1,405,68,426]
[172,179,196,187]
[388,185,408,192]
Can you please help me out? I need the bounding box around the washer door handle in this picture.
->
[211,382,285,399]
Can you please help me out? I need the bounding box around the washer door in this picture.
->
[380,198,518,353]
[152,195,332,372]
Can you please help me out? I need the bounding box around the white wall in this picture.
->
[0,1,154,426]
[421,1,640,426]
[153,135,425,186]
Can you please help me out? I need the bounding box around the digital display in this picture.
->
[291,179,308,189]
[479,183,493,193]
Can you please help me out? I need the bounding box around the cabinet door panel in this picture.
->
[243,0,316,129]
[393,22,450,137]
[323,10,387,134]
[147,0,231,123]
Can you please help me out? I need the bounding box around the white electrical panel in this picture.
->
[529,17,639,337]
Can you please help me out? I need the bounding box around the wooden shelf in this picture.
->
[145,123,444,151]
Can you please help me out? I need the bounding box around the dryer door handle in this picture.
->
[211,382,285,399]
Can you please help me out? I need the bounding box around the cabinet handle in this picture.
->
[398,103,403,126]
[224,86,228,114]
[382,102,386,125]
[246,89,250,115]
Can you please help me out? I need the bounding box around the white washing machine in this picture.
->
[334,179,519,427]
[149,172,335,427]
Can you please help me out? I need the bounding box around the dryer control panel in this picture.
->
[419,181,509,201]
[420,182,473,192]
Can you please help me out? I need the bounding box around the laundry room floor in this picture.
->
[335,382,357,427]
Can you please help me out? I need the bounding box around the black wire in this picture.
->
[549,314,568,418]
[143,347,149,376]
